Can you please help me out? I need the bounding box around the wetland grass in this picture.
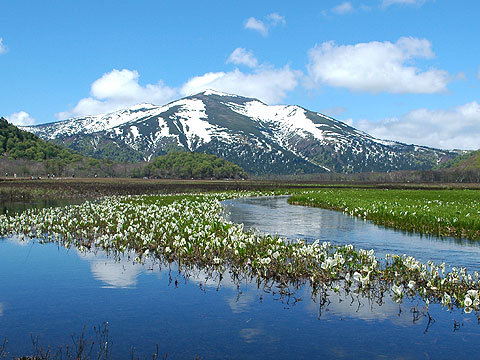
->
[289,188,480,240]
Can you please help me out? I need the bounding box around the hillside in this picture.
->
[437,150,480,171]
[0,118,130,177]
[138,151,248,179]
[0,117,82,162]
[22,90,459,175]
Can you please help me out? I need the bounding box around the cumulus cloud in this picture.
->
[227,48,258,68]
[332,2,354,14]
[382,0,428,7]
[355,101,480,150]
[6,111,36,126]
[244,13,285,36]
[181,66,299,104]
[57,69,177,119]
[245,17,268,36]
[0,38,7,54]
[307,37,450,94]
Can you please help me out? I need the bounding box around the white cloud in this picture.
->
[245,17,268,36]
[57,69,177,118]
[307,37,450,94]
[244,13,285,36]
[181,66,299,104]
[266,13,286,26]
[355,101,480,150]
[57,61,299,119]
[382,0,428,7]
[6,111,36,126]
[0,38,7,54]
[333,2,354,14]
[227,48,259,68]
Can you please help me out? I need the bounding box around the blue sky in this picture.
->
[1,0,479,149]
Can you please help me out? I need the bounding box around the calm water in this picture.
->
[224,196,480,272]
[1,197,480,359]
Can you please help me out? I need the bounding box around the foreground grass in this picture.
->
[1,191,480,313]
[289,189,480,240]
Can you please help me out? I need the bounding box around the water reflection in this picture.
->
[239,327,262,343]
[78,251,149,288]
[224,196,480,271]
[2,237,480,359]
[0,302,4,318]
[75,246,417,325]
[303,288,412,325]
[0,198,85,215]
[4,235,30,247]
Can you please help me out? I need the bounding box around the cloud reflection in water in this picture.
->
[77,250,157,288]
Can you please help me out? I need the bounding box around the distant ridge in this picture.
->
[22,90,459,175]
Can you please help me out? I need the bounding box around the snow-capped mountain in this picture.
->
[23,90,457,174]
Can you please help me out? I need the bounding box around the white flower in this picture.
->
[392,284,403,297]
[353,272,362,283]
[442,293,451,305]
[467,290,479,299]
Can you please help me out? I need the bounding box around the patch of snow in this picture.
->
[316,113,336,122]
[171,99,215,150]
[130,126,140,140]
[368,137,399,147]
[202,89,238,97]
[229,101,326,141]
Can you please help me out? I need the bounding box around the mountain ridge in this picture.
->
[22,90,459,175]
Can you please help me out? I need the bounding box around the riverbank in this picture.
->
[289,188,480,241]
[1,177,480,202]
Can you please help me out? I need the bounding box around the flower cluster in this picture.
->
[0,192,479,311]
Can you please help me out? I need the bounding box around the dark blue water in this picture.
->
[1,197,480,359]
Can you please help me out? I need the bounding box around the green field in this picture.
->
[289,189,480,240]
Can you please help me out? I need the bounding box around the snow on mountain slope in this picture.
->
[22,90,457,175]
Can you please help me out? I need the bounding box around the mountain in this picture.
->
[436,150,479,171]
[22,90,459,175]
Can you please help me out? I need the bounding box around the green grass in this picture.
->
[289,189,480,240]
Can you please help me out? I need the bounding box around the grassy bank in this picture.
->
[0,178,297,201]
[289,189,480,240]
[2,177,480,202]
